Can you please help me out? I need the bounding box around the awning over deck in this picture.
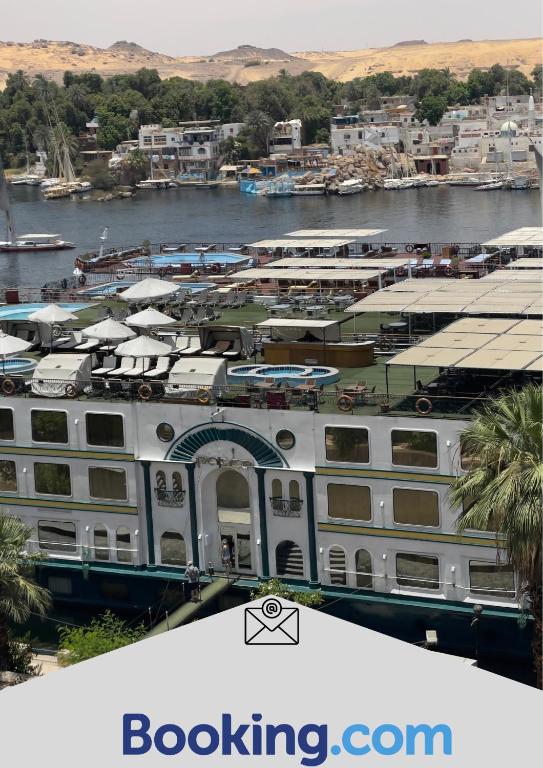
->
[246,238,354,250]
[482,227,543,248]
[262,257,411,269]
[284,228,387,238]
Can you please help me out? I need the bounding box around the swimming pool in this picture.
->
[228,364,340,387]
[78,280,136,297]
[0,358,37,374]
[0,303,92,321]
[127,253,250,267]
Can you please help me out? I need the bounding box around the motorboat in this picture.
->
[0,233,76,252]
[337,179,366,195]
[292,184,326,196]
[474,181,504,191]
[135,179,178,190]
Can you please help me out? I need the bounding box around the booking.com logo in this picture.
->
[123,714,453,765]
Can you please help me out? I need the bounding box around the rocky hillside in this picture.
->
[0,37,540,88]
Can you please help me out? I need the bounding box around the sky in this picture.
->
[2,0,542,56]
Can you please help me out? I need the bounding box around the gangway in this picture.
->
[146,577,231,637]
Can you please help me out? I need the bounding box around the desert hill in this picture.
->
[0,37,540,88]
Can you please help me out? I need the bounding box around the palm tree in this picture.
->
[449,385,542,687]
[0,516,51,671]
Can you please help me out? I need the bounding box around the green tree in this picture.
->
[252,578,324,608]
[0,516,51,671]
[532,65,543,95]
[58,610,146,665]
[242,109,272,157]
[449,386,542,687]
[121,148,148,185]
[85,159,116,190]
[415,95,448,125]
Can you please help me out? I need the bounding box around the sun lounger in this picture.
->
[74,338,101,352]
[54,331,83,350]
[107,357,135,377]
[179,338,202,356]
[223,340,241,359]
[92,356,117,376]
[202,340,231,356]
[174,336,190,352]
[124,357,151,378]
[143,356,170,379]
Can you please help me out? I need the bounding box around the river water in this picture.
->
[1,185,541,287]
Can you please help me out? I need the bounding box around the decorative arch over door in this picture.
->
[167,425,287,468]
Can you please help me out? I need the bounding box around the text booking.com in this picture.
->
[123,714,453,765]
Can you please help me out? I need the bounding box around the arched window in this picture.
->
[156,470,166,490]
[217,470,250,510]
[94,524,109,561]
[160,532,186,567]
[275,540,304,578]
[355,549,373,589]
[288,479,300,500]
[329,546,347,586]
[116,527,132,563]
[271,478,283,498]
[172,471,183,493]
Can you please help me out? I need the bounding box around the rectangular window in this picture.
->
[396,553,439,590]
[85,413,125,447]
[325,427,369,463]
[38,521,76,553]
[327,483,371,521]
[391,430,437,468]
[31,410,68,444]
[460,446,480,471]
[0,460,17,492]
[0,408,14,440]
[393,488,439,527]
[34,463,71,496]
[469,561,515,597]
[88,467,127,501]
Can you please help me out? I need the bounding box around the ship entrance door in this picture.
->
[216,469,254,575]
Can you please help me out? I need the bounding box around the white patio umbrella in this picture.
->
[82,318,136,341]
[119,278,179,303]
[125,308,176,328]
[27,304,78,323]
[114,336,173,358]
[0,333,32,372]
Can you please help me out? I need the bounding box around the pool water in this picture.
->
[0,303,92,320]
[0,357,37,374]
[128,252,250,267]
[228,364,340,386]
[79,280,135,297]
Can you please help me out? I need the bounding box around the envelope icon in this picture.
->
[245,600,299,645]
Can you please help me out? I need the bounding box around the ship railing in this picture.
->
[0,374,495,417]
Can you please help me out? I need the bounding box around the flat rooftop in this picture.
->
[231,268,384,282]
[247,238,355,249]
[284,229,387,238]
[262,257,411,269]
[482,227,543,248]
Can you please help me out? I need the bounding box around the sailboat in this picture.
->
[0,155,75,252]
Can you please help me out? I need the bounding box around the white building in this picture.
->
[219,123,245,142]
[268,120,302,157]
[138,122,222,179]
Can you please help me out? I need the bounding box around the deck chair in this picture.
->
[202,339,231,356]
[223,339,241,359]
[92,355,117,376]
[266,391,289,410]
[144,356,170,379]
[179,338,202,356]
[174,336,190,352]
[74,338,101,352]
[107,357,135,377]
[124,357,151,378]
[54,331,83,350]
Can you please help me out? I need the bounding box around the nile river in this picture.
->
[1,185,541,287]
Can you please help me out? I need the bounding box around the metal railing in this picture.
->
[0,374,497,418]
[154,488,186,507]
[270,497,303,517]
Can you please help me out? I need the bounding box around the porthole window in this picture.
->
[156,422,175,442]
[276,429,295,450]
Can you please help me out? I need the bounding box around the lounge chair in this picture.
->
[107,357,135,377]
[92,356,117,376]
[54,331,83,350]
[174,336,190,352]
[124,357,151,378]
[179,338,202,356]
[143,356,170,379]
[223,339,241,359]
[74,338,101,352]
[202,340,231,356]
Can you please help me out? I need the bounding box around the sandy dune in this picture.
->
[0,38,540,88]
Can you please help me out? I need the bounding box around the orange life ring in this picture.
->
[138,383,153,401]
[379,337,393,352]
[158,268,166,278]
[445,266,453,277]
[2,378,15,396]
[415,397,433,415]
[197,388,211,405]
[337,395,353,412]
[64,383,78,398]
[405,244,414,253]
[211,264,220,274]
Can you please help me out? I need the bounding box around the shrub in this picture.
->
[58,610,146,665]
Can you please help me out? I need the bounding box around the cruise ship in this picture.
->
[0,226,540,659]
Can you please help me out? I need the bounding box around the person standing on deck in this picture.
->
[185,561,200,602]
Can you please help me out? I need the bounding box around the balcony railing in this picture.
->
[270,497,303,517]
[154,488,186,507]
